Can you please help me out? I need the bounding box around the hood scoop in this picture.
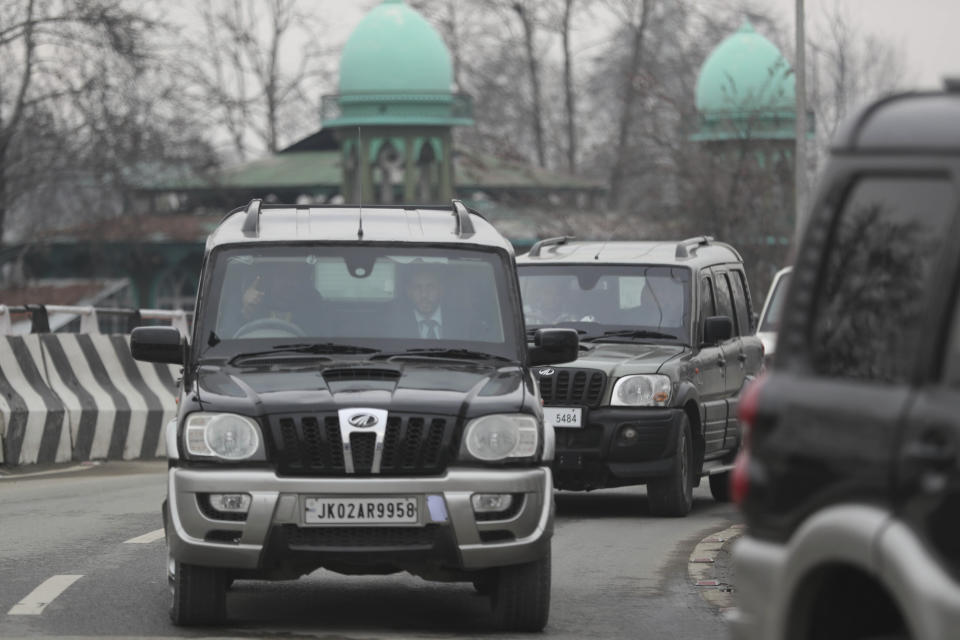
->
[322,368,402,384]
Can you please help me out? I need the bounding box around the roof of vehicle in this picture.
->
[516,238,742,269]
[832,89,960,152]
[206,200,513,254]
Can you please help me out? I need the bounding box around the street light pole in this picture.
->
[794,0,808,245]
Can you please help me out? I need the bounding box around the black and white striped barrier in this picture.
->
[0,306,185,466]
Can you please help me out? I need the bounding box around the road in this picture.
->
[0,461,737,639]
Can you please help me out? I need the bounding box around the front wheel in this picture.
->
[168,547,226,625]
[491,548,551,631]
[647,415,694,517]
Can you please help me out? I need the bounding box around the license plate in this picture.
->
[544,407,583,428]
[303,496,419,525]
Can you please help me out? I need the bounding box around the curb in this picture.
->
[687,522,744,612]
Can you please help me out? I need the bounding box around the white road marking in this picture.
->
[0,462,99,481]
[8,575,83,615]
[123,528,165,544]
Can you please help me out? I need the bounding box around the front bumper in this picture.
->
[166,466,553,572]
[551,407,685,489]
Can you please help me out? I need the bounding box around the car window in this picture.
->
[727,271,751,336]
[809,176,956,383]
[700,276,716,338]
[759,271,791,332]
[712,270,735,324]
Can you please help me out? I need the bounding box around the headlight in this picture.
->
[610,375,672,407]
[184,413,264,461]
[461,414,539,462]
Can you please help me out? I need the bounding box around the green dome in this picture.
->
[694,21,796,141]
[323,0,472,128]
[340,0,452,94]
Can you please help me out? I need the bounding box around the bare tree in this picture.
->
[513,1,548,168]
[181,0,332,159]
[605,0,652,211]
[560,0,577,173]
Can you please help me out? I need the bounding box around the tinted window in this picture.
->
[198,245,519,359]
[809,177,955,383]
[518,265,692,343]
[700,276,716,336]
[727,272,751,336]
[713,270,735,322]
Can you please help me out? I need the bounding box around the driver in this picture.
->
[231,261,315,337]
[525,277,582,325]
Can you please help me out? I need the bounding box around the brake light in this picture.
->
[732,375,767,506]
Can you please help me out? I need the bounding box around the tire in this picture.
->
[491,548,551,632]
[647,415,694,517]
[709,471,732,502]
[167,537,226,625]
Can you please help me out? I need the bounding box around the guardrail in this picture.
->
[0,305,188,467]
[0,305,191,336]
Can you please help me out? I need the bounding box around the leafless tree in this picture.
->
[179,0,332,159]
[560,0,578,173]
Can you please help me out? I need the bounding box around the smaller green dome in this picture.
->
[694,21,796,141]
[324,0,472,129]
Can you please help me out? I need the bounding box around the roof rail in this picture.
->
[675,236,714,258]
[451,199,475,238]
[528,235,574,257]
[241,198,263,237]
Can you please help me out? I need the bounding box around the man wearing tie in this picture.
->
[407,268,446,339]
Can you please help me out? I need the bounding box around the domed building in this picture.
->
[693,21,798,143]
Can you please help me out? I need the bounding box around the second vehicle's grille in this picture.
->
[537,368,606,407]
[271,413,455,476]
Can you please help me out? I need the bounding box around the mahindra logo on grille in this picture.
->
[348,413,379,428]
[538,368,555,376]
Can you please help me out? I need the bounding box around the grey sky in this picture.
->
[769,0,960,89]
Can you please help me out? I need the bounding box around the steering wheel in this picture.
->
[232,317,306,339]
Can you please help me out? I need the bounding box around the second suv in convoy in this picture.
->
[131,200,578,630]
[517,237,763,516]
[731,88,960,639]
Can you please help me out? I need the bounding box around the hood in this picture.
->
[564,342,688,377]
[194,358,527,418]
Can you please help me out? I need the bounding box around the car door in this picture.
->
[710,267,744,449]
[894,231,960,586]
[751,173,956,529]
[697,273,727,455]
[723,267,763,448]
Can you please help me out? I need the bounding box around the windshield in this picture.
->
[759,270,792,332]
[196,245,521,361]
[518,265,692,343]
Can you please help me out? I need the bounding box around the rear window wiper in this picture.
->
[229,343,380,365]
[372,348,514,363]
[588,329,680,341]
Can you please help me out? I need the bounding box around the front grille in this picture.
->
[284,524,439,549]
[537,368,606,407]
[271,413,455,476]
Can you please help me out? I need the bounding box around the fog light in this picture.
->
[471,493,514,513]
[620,426,639,443]
[209,493,251,513]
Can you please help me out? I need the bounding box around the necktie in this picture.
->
[420,318,440,339]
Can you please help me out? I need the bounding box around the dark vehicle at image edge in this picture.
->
[731,86,960,639]
[131,199,578,631]
[517,237,763,516]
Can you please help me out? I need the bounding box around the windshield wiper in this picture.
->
[229,343,380,365]
[588,329,680,341]
[373,348,514,363]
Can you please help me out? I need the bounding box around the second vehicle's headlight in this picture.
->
[184,413,264,461]
[611,375,672,407]
[462,414,539,461]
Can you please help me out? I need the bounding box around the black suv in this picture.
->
[731,89,960,640]
[517,237,763,516]
[131,200,578,631]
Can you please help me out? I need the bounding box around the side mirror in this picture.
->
[131,326,185,364]
[703,316,733,346]
[528,328,579,366]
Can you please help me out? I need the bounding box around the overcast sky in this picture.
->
[766,0,960,89]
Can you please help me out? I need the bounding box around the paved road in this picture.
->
[0,461,737,639]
